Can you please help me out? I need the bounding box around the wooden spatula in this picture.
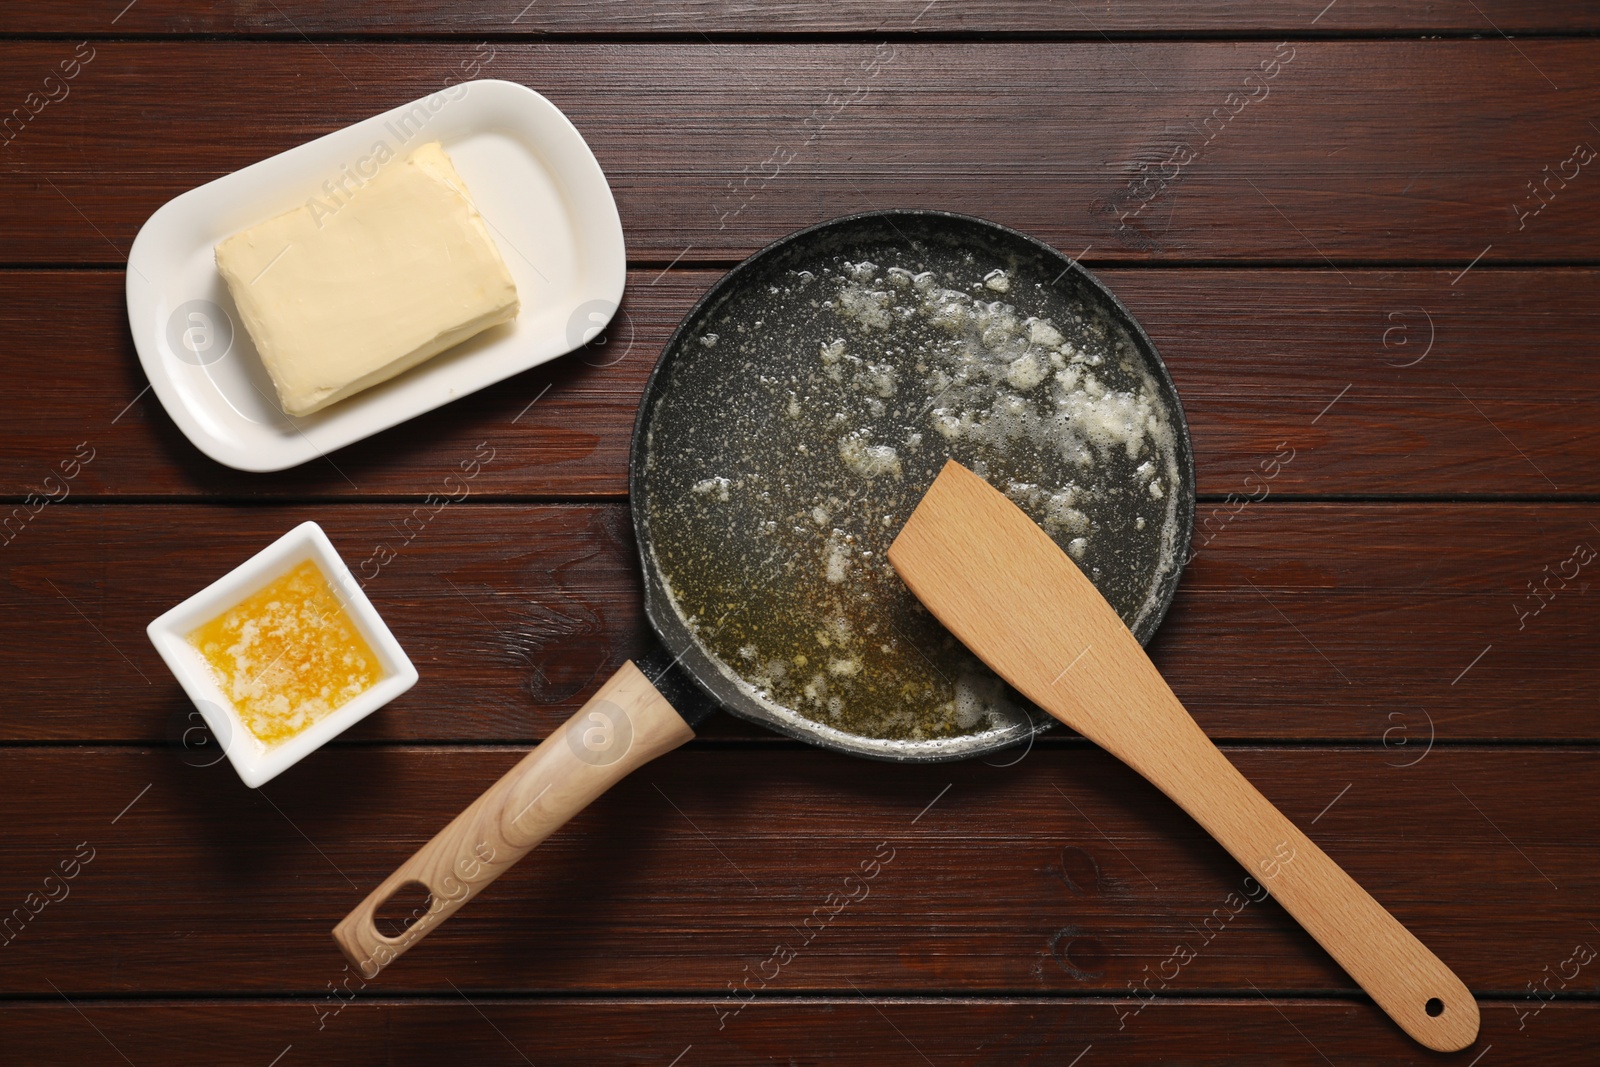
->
[888,460,1478,1052]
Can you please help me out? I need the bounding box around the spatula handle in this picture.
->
[331,661,694,977]
[1137,724,1479,1051]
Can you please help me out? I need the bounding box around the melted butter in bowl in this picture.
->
[147,521,418,787]
[189,559,384,748]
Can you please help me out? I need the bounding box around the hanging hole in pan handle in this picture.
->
[372,879,435,940]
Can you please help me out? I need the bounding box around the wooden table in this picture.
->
[3,4,1597,1064]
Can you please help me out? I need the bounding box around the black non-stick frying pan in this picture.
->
[334,211,1196,974]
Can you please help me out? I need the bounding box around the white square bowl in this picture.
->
[147,521,418,787]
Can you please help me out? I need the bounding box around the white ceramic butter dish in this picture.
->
[126,80,625,471]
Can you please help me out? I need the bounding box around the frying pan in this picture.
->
[334,211,1196,975]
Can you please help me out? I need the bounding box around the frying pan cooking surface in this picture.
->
[632,211,1194,762]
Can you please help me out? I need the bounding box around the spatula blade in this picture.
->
[886,457,1179,762]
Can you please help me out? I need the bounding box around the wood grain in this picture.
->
[0,746,1592,996]
[2,1000,1597,1066]
[4,1,1598,36]
[891,461,1477,1049]
[4,268,1599,499]
[4,503,1595,742]
[2,43,1598,264]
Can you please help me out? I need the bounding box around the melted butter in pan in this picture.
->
[644,249,1181,742]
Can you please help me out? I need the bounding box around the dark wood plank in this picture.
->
[1,1000,1594,1067]
[3,42,1598,264]
[0,746,1593,997]
[6,503,1596,743]
[3,0,1596,36]
[5,268,1598,499]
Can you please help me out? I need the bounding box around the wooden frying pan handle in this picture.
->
[331,661,694,977]
[1132,723,1479,1051]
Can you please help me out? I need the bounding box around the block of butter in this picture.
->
[215,141,520,416]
